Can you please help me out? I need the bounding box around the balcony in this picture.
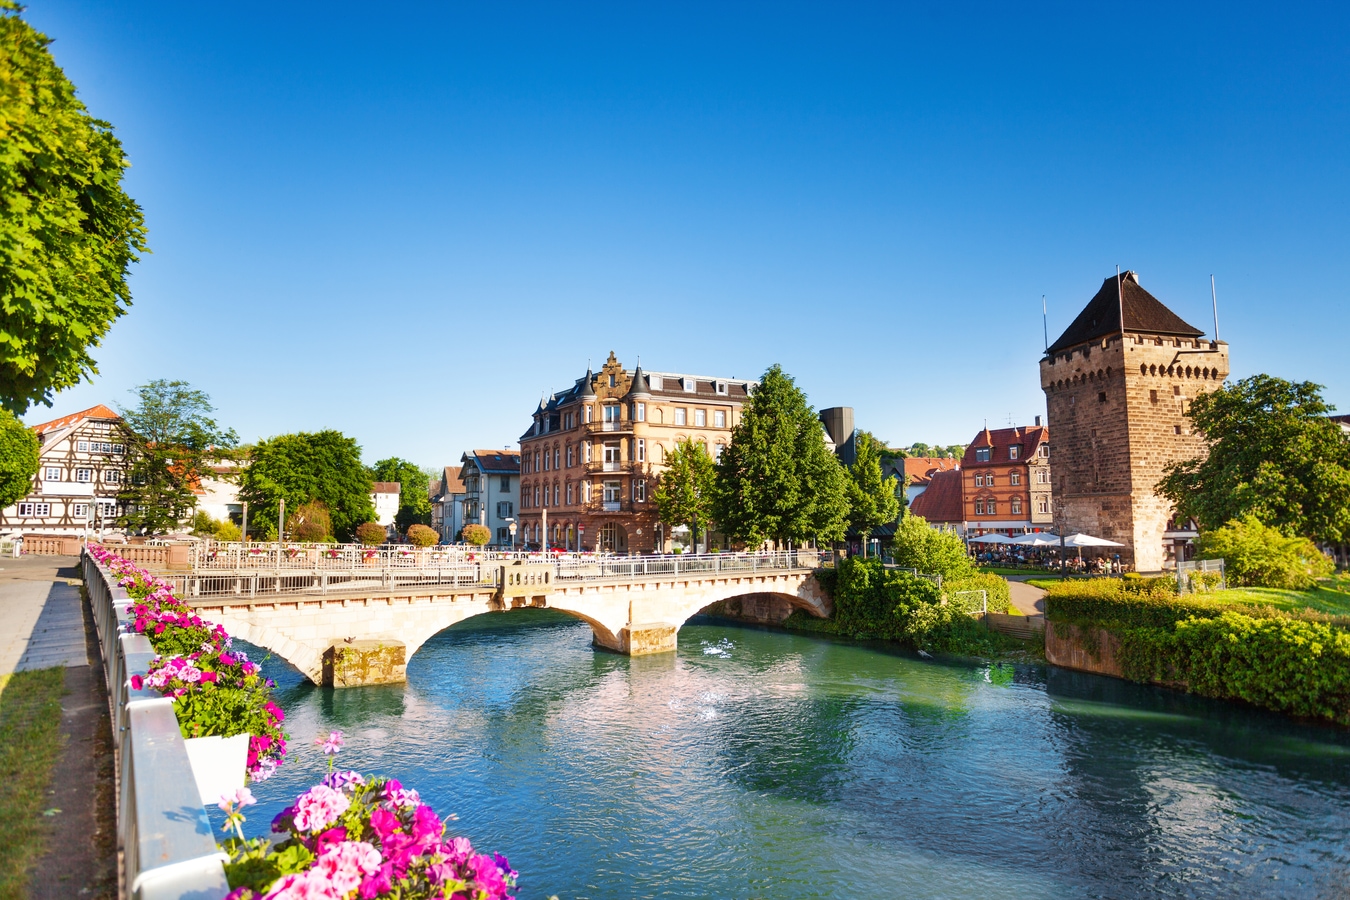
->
[585,420,633,435]
[584,460,640,474]
[585,499,633,515]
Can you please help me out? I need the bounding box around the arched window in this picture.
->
[1140,364,1147,376]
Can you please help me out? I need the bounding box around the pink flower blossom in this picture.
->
[218,787,256,811]
[312,841,382,895]
[261,871,344,900]
[291,785,350,834]
[317,730,344,755]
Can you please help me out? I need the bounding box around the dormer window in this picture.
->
[683,377,695,392]
[1009,445,1020,460]
[715,381,728,395]
[649,375,661,391]
[975,448,991,462]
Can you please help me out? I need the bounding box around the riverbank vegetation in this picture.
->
[0,667,67,898]
[1044,579,1350,725]
[783,558,1024,657]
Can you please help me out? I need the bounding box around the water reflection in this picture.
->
[227,610,1350,899]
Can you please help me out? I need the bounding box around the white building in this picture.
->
[461,449,521,547]
[0,404,129,537]
[432,464,468,543]
[370,482,401,530]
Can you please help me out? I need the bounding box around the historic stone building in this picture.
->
[518,352,755,553]
[1040,271,1230,571]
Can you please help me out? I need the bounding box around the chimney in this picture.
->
[1034,415,1042,427]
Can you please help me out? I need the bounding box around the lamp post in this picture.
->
[506,518,516,552]
[1054,497,1067,579]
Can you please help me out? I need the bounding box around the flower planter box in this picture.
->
[183,733,250,805]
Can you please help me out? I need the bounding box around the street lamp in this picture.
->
[506,518,516,551]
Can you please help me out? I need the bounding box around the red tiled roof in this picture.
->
[909,469,963,524]
[962,425,1048,465]
[371,481,402,494]
[902,457,960,486]
[442,465,466,494]
[31,404,120,434]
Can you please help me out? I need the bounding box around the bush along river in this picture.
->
[224,609,1350,899]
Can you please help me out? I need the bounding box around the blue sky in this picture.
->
[23,2,1350,466]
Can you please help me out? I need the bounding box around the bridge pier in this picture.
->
[322,640,407,687]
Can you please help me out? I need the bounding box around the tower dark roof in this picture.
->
[1047,271,1204,355]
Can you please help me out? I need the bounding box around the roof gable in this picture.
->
[1047,271,1203,355]
[32,404,121,435]
[909,469,963,523]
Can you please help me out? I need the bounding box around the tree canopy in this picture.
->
[0,406,37,508]
[887,514,975,580]
[116,380,237,535]
[238,430,374,542]
[846,430,900,534]
[654,438,716,548]
[712,364,850,547]
[1158,375,1350,544]
[371,457,433,531]
[0,5,148,413]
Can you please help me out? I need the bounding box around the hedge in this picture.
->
[1046,580,1350,725]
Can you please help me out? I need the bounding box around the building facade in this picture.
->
[370,482,402,533]
[0,405,129,537]
[432,464,468,543]
[460,450,521,547]
[1040,271,1230,571]
[958,422,1053,536]
[517,352,755,554]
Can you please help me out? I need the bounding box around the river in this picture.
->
[231,609,1350,899]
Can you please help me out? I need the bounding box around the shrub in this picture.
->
[790,558,1011,655]
[287,500,332,543]
[887,514,975,580]
[944,572,1012,613]
[1196,516,1334,589]
[461,524,491,547]
[1117,612,1350,725]
[405,524,437,547]
[215,520,242,542]
[1045,579,1229,630]
[191,510,217,535]
[354,522,386,546]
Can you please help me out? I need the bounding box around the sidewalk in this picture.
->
[0,555,116,898]
[1007,579,1046,616]
[0,557,89,675]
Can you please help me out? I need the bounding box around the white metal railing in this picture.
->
[167,549,825,599]
[1177,558,1226,594]
[83,548,230,900]
[602,460,621,472]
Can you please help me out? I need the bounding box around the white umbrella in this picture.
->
[1061,532,1125,548]
[967,534,1015,544]
[1009,533,1059,546]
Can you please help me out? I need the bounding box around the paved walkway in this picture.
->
[1007,579,1046,616]
[0,556,89,674]
[0,554,117,898]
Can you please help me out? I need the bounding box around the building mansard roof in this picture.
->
[1046,271,1205,355]
[961,425,1048,466]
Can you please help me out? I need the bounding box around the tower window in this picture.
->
[1098,391,1107,403]
[1174,425,1183,435]
[1150,390,1158,404]
[1174,385,1182,396]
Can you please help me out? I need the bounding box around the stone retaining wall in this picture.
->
[1045,621,1124,678]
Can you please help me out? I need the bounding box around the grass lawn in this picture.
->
[1031,573,1350,618]
[0,667,68,900]
[977,566,1053,577]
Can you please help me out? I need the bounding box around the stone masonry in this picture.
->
[1041,272,1229,572]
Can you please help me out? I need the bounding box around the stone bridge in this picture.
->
[185,558,830,687]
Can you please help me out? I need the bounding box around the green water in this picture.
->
[240,610,1350,899]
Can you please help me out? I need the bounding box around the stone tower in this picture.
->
[1040,272,1229,572]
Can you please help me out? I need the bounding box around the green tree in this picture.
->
[846,431,900,535]
[0,6,148,413]
[1196,516,1334,590]
[405,523,438,547]
[287,500,332,542]
[371,457,433,531]
[712,364,850,547]
[888,513,975,580]
[238,431,374,542]
[1158,375,1350,544]
[654,438,716,549]
[0,406,38,507]
[116,380,237,535]
[354,521,386,547]
[461,523,490,547]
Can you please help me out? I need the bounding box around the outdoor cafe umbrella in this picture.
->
[1009,533,1060,547]
[967,534,1015,544]
[1061,533,1125,548]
